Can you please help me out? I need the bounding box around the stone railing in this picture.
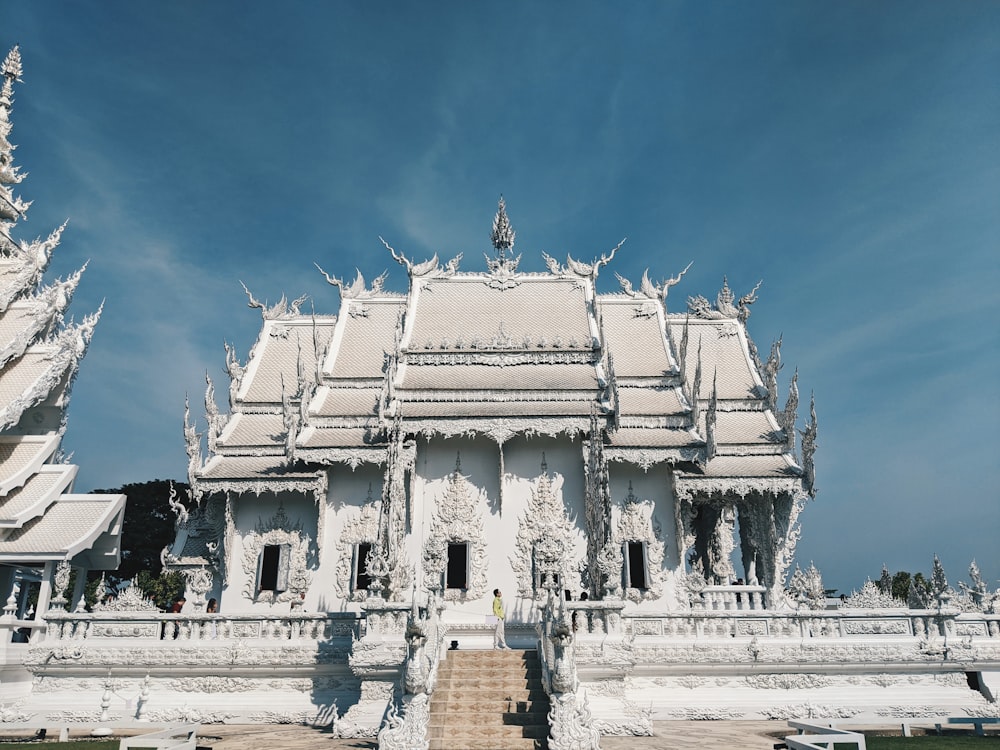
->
[565,600,627,636]
[619,609,1000,641]
[41,611,362,642]
[694,584,767,611]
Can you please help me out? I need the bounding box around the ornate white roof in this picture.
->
[188,199,816,500]
[0,434,59,493]
[0,46,123,568]
[0,464,76,528]
[0,493,124,567]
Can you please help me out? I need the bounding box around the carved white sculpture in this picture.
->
[240,504,312,604]
[334,495,380,602]
[512,461,580,598]
[421,458,488,601]
[612,484,667,602]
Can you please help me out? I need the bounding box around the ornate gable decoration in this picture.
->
[611,484,667,603]
[511,460,580,598]
[485,196,522,290]
[422,457,488,601]
[687,277,762,323]
[240,504,313,604]
[384,236,462,280]
[92,579,159,612]
[334,492,380,602]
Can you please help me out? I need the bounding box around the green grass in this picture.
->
[857,737,1000,749]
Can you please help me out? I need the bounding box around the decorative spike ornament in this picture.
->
[800,393,818,497]
[706,370,718,461]
[490,196,515,259]
[782,368,799,455]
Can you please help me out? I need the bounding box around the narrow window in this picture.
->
[625,541,649,590]
[446,543,469,590]
[258,544,282,591]
[355,542,373,591]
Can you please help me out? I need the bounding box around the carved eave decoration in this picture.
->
[0,270,81,369]
[422,459,488,601]
[604,446,703,472]
[0,227,64,311]
[384,236,463,280]
[672,474,807,502]
[334,496,380,602]
[239,281,310,321]
[407,348,596,367]
[614,261,692,312]
[315,264,404,301]
[686,277,762,323]
[543,239,625,283]
[193,471,328,503]
[295,446,389,470]
[404,416,590,445]
[0,308,100,432]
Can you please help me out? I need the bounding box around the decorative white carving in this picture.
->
[687,277,761,323]
[744,673,831,690]
[92,579,158,612]
[315,265,394,301]
[422,459,487,601]
[240,504,313,604]
[334,496,379,602]
[612,485,667,602]
[841,579,905,609]
[787,563,826,610]
[511,465,580,597]
[239,281,309,320]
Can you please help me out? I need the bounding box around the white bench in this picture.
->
[785,720,866,750]
[118,723,200,750]
[939,717,1000,737]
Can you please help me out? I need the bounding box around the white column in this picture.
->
[35,561,55,618]
[71,566,88,610]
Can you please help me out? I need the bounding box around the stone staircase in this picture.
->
[429,648,550,750]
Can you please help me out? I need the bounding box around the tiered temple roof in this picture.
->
[0,47,124,569]
[187,198,816,509]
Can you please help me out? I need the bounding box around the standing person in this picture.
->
[492,588,510,650]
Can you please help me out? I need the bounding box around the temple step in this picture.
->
[428,648,549,750]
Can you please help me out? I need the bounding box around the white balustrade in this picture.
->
[41,611,362,643]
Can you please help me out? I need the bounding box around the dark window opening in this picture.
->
[626,541,648,590]
[259,544,282,591]
[446,543,468,589]
[355,542,373,591]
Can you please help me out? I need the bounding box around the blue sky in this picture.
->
[4,2,998,592]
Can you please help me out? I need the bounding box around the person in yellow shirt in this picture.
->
[492,588,509,649]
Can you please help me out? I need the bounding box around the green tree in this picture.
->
[891,571,912,602]
[90,480,192,610]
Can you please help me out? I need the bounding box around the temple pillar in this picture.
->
[0,567,14,607]
[70,566,88,611]
[34,561,55,635]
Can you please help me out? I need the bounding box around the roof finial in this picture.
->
[491,196,515,260]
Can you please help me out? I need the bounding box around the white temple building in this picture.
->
[3,45,998,747]
[0,47,124,698]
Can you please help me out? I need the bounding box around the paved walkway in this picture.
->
[187,721,791,749]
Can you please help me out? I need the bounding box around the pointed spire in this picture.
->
[679,316,690,381]
[763,335,782,411]
[0,47,30,247]
[706,369,718,460]
[690,337,703,432]
[782,368,799,455]
[800,392,818,497]
[490,196,515,259]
